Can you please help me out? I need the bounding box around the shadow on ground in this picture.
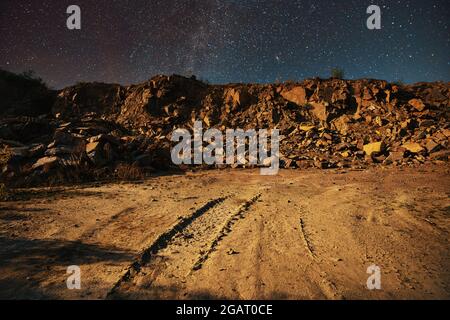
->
[0,236,136,267]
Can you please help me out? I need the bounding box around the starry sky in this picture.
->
[0,0,449,88]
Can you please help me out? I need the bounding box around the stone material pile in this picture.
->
[1,74,448,186]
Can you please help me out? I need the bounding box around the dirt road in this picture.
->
[1,166,449,299]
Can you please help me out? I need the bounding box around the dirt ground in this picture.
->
[0,165,449,300]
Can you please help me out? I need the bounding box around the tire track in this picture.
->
[298,209,343,299]
[108,192,261,299]
[254,218,265,299]
[191,193,262,271]
[107,196,228,298]
[299,218,316,259]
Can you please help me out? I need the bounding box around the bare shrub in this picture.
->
[331,67,345,79]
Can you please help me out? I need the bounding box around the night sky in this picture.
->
[1,0,449,88]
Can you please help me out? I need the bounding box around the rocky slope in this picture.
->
[1,73,449,187]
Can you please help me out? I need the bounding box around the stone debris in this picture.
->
[402,142,425,154]
[0,73,448,186]
[363,142,383,156]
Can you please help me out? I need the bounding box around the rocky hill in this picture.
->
[1,72,449,187]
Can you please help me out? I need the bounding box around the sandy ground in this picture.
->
[0,165,449,300]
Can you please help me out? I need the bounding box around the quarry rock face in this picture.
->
[52,82,124,119]
[0,73,449,186]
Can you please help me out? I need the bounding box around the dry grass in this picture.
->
[115,163,144,181]
[0,183,10,201]
[0,146,12,167]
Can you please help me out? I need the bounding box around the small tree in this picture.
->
[21,69,45,84]
[331,68,344,79]
[393,79,404,86]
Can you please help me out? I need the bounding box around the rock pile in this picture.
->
[0,73,448,186]
[0,115,173,186]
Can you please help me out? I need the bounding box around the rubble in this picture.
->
[409,98,426,112]
[402,142,424,154]
[32,156,59,170]
[0,73,448,187]
[363,142,384,156]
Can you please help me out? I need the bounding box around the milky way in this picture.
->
[0,0,449,88]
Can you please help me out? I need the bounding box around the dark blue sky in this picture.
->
[1,0,449,88]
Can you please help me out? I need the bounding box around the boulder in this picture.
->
[408,98,426,112]
[86,141,101,154]
[424,139,440,153]
[363,142,384,156]
[280,86,308,106]
[402,142,424,154]
[309,102,329,122]
[32,156,59,170]
[331,115,351,135]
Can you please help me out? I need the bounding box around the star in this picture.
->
[0,0,448,87]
